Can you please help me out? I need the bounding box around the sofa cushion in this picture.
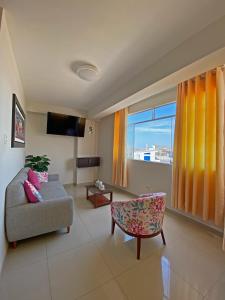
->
[24,180,43,203]
[40,181,67,200]
[35,171,48,183]
[28,169,41,190]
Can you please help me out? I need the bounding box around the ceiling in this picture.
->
[3,0,225,113]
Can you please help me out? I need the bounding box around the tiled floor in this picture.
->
[0,185,225,300]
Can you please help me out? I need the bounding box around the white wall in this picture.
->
[27,101,84,117]
[126,160,172,206]
[98,114,114,184]
[128,88,176,114]
[26,111,99,185]
[26,112,75,184]
[77,119,99,184]
[0,10,26,273]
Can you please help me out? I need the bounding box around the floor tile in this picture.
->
[1,185,225,300]
[117,253,203,300]
[48,242,113,300]
[45,215,92,257]
[77,279,127,300]
[164,212,223,253]
[94,230,165,276]
[3,236,47,272]
[205,271,225,300]
[157,236,225,296]
[0,280,8,300]
[1,260,51,300]
[79,205,112,239]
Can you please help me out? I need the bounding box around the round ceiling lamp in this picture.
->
[75,64,100,82]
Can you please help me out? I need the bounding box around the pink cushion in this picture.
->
[24,180,43,203]
[28,169,41,190]
[34,171,48,183]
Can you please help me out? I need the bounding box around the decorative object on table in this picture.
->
[99,182,105,191]
[111,193,166,260]
[95,179,105,191]
[11,94,25,148]
[95,179,100,188]
[86,184,113,208]
[25,155,50,172]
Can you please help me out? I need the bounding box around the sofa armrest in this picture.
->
[6,196,74,242]
[48,174,59,181]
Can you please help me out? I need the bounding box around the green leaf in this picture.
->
[25,163,33,168]
[33,156,42,162]
[24,154,50,171]
[26,155,34,159]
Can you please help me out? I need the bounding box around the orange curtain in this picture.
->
[172,67,225,229]
[112,108,128,188]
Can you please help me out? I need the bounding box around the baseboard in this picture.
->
[166,207,223,236]
[64,182,77,187]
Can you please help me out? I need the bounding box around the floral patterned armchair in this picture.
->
[111,193,166,259]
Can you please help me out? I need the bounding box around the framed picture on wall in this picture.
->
[11,93,25,148]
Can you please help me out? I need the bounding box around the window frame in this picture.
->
[127,101,176,165]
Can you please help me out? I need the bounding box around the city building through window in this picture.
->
[127,102,176,164]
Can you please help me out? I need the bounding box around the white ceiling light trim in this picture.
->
[75,64,100,82]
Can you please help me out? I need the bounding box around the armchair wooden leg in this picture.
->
[12,241,17,249]
[161,230,166,245]
[137,237,141,260]
[111,218,115,235]
[67,226,70,234]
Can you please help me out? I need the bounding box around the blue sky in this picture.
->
[127,103,176,149]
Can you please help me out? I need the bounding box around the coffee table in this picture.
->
[86,184,113,208]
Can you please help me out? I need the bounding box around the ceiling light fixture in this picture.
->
[75,64,100,82]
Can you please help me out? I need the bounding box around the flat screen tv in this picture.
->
[47,112,86,137]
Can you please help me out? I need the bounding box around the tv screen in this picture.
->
[47,112,86,137]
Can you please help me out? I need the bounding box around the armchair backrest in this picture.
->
[111,193,166,236]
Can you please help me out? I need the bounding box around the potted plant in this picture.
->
[25,155,50,172]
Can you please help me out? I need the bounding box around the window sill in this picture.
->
[127,158,173,166]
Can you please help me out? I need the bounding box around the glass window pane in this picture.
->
[133,118,174,163]
[127,124,134,159]
[155,103,176,119]
[128,109,153,124]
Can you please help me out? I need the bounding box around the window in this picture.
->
[127,102,176,164]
